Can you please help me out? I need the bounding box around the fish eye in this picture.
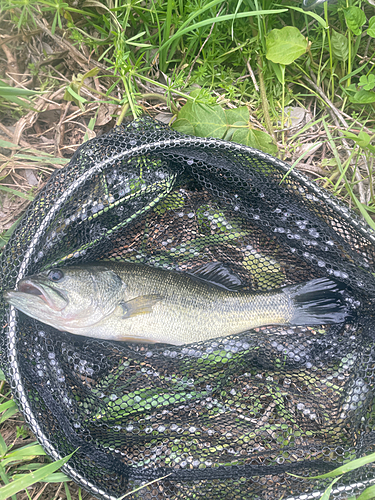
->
[48,269,64,282]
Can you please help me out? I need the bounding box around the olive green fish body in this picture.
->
[4,262,351,345]
[85,263,293,344]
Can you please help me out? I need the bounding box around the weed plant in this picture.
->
[0,0,374,219]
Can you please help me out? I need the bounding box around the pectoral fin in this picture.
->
[118,294,162,319]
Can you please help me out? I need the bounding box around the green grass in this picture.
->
[0,369,75,500]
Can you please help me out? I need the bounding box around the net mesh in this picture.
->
[1,117,375,499]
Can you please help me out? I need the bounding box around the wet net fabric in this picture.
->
[1,117,375,499]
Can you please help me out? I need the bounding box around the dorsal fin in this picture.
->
[187,262,243,291]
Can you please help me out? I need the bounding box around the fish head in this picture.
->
[4,265,124,331]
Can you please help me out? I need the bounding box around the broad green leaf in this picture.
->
[350,89,375,103]
[368,16,375,37]
[357,131,372,148]
[192,104,227,138]
[344,7,366,35]
[331,30,349,62]
[359,74,375,91]
[0,451,74,499]
[223,109,250,140]
[225,107,249,125]
[232,128,277,155]
[342,130,370,148]
[173,101,227,138]
[223,121,248,141]
[171,118,195,135]
[266,26,308,65]
[174,103,276,153]
[0,370,6,381]
[189,88,203,99]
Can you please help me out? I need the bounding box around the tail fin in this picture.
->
[287,277,357,325]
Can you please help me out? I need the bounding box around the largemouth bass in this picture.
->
[4,262,353,345]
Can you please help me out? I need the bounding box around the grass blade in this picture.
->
[0,451,75,500]
[0,80,40,109]
[290,451,375,479]
[0,186,34,201]
[116,474,172,500]
[0,219,21,250]
[0,405,19,424]
[2,444,46,467]
[286,5,327,28]
[0,433,7,457]
[356,484,375,500]
[14,154,69,165]
[319,476,342,500]
[0,400,16,413]
[159,9,288,55]
[40,472,71,483]
[0,140,18,149]
[323,121,375,231]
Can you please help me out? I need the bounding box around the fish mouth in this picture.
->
[12,279,68,312]
[18,281,45,297]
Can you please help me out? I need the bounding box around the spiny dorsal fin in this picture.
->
[187,262,243,291]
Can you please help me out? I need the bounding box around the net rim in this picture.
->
[4,126,375,499]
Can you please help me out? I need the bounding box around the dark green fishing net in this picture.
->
[1,117,375,499]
